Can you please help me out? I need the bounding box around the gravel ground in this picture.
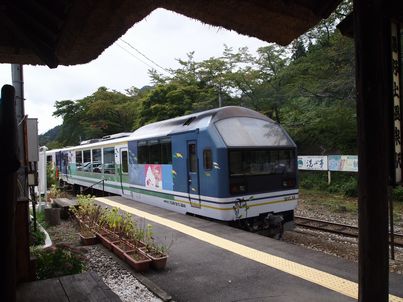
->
[45,218,163,302]
[282,198,403,275]
[85,245,163,302]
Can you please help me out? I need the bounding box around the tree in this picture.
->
[53,87,141,145]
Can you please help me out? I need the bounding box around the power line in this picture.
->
[115,42,156,70]
[119,39,170,73]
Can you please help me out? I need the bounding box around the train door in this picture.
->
[119,147,131,196]
[187,140,201,207]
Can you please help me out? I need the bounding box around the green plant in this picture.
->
[29,224,46,246]
[298,171,358,197]
[104,207,123,233]
[144,224,154,249]
[35,210,46,226]
[121,212,135,239]
[47,163,57,188]
[31,246,84,280]
[47,184,68,201]
[141,223,173,256]
[392,186,403,202]
[71,194,104,235]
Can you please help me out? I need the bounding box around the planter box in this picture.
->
[124,250,151,272]
[79,233,98,245]
[112,241,135,260]
[139,247,168,270]
[126,239,146,249]
[97,232,119,250]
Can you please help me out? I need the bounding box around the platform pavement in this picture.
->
[95,196,403,302]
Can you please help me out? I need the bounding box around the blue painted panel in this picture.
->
[131,164,145,186]
[162,165,173,190]
[171,134,190,194]
[197,127,229,198]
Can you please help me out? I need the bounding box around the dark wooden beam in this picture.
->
[0,85,19,302]
[353,1,391,301]
[337,12,353,38]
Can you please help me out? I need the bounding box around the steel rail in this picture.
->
[294,215,403,248]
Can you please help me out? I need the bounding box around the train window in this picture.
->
[103,147,115,174]
[277,150,294,173]
[161,138,172,164]
[203,149,212,170]
[138,141,148,164]
[189,143,197,172]
[148,140,161,164]
[121,150,128,173]
[92,149,102,173]
[229,149,295,176]
[215,117,292,147]
[138,138,172,164]
[76,151,83,170]
[83,150,91,169]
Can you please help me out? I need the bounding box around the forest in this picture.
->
[40,1,355,156]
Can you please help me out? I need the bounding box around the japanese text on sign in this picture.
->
[298,156,327,171]
[391,23,402,184]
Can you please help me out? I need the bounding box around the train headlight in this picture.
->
[230,183,247,194]
[282,179,296,187]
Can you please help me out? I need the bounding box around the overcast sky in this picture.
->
[0,8,268,134]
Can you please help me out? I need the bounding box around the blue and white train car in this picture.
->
[49,106,298,233]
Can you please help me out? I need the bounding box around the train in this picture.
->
[44,106,298,236]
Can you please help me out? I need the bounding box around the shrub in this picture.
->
[298,171,358,197]
[29,224,46,246]
[392,186,403,202]
[47,163,57,188]
[31,246,84,280]
[47,184,68,201]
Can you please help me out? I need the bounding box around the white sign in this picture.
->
[328,155,358,172]
[298,156,327,171]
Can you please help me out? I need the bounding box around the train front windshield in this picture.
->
[228,149,297,195]
[229,149,295,176]
[215,116,297,195]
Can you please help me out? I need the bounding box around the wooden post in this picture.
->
[354,1,390,301]
[0,85,19,302]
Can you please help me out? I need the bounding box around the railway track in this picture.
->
[294,215,403,248]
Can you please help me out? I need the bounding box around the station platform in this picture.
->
[95,196,403,302]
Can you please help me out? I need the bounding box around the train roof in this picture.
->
[130,106,273,139]
[130,106,295,147]
[44,135,131,152]
[45,106,295,152]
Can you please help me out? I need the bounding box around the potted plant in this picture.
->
[139,224,169,270]
[124,249,151,272]
[78,225,98,245]
[112,240,135,260]
[71,195,100,245]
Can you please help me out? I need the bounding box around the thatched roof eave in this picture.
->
[0,0,342,68]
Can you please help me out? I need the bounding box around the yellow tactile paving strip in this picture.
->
[95,197,403,302]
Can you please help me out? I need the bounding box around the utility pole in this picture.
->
[11,64,31,282]
[218,86,222,108]
[12,64,28,200]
